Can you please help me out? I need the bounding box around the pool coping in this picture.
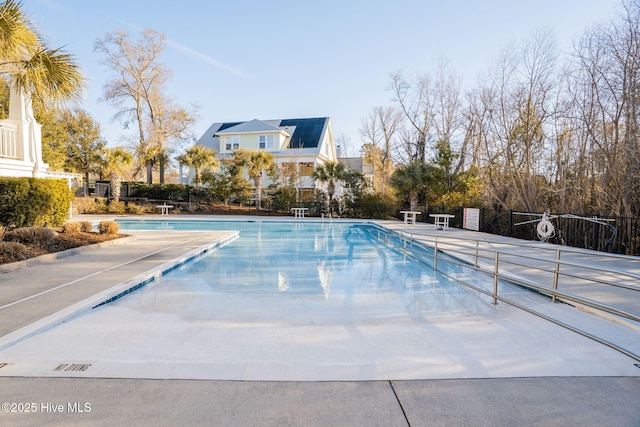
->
[0,235,137,273]
[0,230,239,352]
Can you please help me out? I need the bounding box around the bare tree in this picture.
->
[389,72,433,164]
[94,29,197,184]
[335,132,354,158]
[390,59,466,168]
[568,0,640,216]
[432,60,465,175]
[474,30,560,212]
[359,106,402,195]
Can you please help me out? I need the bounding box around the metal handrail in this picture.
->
[395,237,640,323]
[399,228,640,262]
[398,230,640,288]
[374,227,640,362]
[436,243,640,293]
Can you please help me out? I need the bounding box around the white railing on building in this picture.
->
[0,122,18,159]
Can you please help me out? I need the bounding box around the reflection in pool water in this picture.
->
[114,220,482,321]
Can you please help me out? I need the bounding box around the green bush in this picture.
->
[0,177,73,227]
[128,183,190,201]
[98,220,119,235]
[344,193,399,219]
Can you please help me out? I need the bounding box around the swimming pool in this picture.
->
[112,219,479,319]
[0,217,636,381]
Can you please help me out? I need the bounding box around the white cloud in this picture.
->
[166,39,250,79]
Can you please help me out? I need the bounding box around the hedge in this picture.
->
[0,177,73,227]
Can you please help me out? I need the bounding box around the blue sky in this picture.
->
[27,0,621,154]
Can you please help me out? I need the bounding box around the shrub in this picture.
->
[128,182,190,201]
[106,200,126,214]
[0,241,33,262]
[4,227,58,249]
[98,220,119,235]
[62,222,82,236]
[0,177,73,227]
[344,193,399,219]
[80,221,93,233]
[78,199,108,214]
[126,202,146,214]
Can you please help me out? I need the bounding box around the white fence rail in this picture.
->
[0,123,18,159]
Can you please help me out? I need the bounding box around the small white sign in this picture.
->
[463,208,480,231]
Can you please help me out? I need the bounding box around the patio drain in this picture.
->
[54,363,91,372]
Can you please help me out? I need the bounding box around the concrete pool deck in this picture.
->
[0,214,639,426]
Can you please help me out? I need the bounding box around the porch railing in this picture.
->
[0,122,18,159]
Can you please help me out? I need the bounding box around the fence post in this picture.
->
[552,249,561,303]
[493,252,500,305]
[433,237,438,271]
[475,240,479,267]
[508,210,513,236]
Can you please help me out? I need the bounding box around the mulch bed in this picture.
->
[0,231,126,265]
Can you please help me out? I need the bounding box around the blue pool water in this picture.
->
[114,219,473,311]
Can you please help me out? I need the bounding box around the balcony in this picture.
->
[0,122,18,159]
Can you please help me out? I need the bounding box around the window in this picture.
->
[259,134,275,150]
[300,162,314,176]
[224,136,240,151]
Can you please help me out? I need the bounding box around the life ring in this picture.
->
[537,218,554,240]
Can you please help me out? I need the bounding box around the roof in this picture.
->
[279,118,327,149]
[196,117,331,152]
[215,119,288,135]
[339,157,374,176]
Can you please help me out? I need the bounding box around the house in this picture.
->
[192,117,338,199]
[0,86,79,184]
[338,157,374,188]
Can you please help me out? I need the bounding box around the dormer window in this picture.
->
[259,134,275,150]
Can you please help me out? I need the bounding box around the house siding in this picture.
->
[191,117,337,190]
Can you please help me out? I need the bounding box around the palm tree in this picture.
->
[312,161,347,214]
[176,145,218,187]
[390,160,429,211]
[0,0,84,104]
[236,149,275,210]
[102,147,132,201]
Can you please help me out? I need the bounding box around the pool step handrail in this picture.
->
[376,227,640,363]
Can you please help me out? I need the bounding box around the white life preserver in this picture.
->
[537,218,554,240]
